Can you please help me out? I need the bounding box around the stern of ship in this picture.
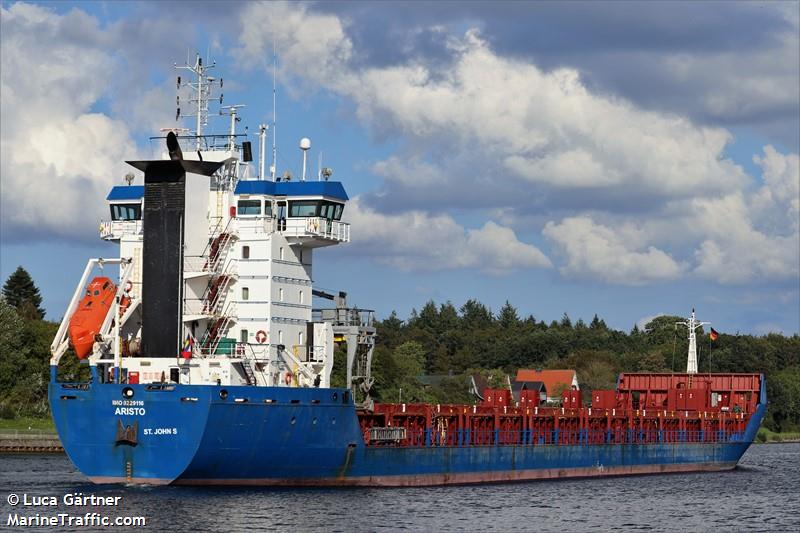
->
[49,378,212,484]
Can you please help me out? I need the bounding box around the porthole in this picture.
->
[332,392,338,401]
[219,389,229,400]
[290,416,296,425]
[122,387,134,399]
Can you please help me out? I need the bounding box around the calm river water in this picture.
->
[1,443,797,532]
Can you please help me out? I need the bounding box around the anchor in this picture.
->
[115,420,138,446]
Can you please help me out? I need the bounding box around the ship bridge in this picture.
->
[234,180,350,247]
[100,185,144,240]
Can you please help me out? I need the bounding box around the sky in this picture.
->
[1,0,798,335]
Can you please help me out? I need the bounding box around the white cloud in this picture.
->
[344,198,551,274]
[236,6,748,200]
[233,1,798,286]
[637,313,666,331]
[751,145,800,235]
[542,217,685,285]
[0,3,139,241]
[691,192,799,284]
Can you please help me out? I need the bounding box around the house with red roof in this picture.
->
[515,369,579,402]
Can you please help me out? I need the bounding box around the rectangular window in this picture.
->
[299,290,304,304]
[242,287,249,300]
[242,245,250,259]
[333,203,344,221]
[237,199,262,216]
[278,330,283,343]
[264,202,273,217]
[279,247,284,260]
[279,288,284,301]
[320,203,332,219]
[288,200,319,217]
[240,329,248,343]
[298,331,304,345]
[110,203,142,221]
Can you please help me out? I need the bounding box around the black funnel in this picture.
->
[126,138,223,358]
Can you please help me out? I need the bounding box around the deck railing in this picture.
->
[364,428,748,447]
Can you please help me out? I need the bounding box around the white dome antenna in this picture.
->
[300,137,311,181]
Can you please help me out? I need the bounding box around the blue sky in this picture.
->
[1,1,798,335]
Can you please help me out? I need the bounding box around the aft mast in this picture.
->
[676,309,710,374]
[175,52,221,150]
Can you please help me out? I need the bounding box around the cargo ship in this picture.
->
[48,56,766,486]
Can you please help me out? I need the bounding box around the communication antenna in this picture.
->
[258,124,268,180]
[124,173,135,186]
[271,36,278,181]
[175,52,221,150]
[676,309,710,374]
[300,138,311,181]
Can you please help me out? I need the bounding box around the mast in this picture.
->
[220,105,246,151]
[175,53,220,150]
[676,309,709,374]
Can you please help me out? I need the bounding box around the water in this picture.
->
[1,444,798,532]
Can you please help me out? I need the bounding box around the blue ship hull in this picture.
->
[49,379,767,486]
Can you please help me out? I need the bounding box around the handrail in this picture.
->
[363,428,749,447]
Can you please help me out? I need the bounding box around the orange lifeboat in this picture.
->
[68,276,117,359]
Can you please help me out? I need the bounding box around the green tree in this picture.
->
[498,301,520,329]
[2,266,44,319]
[460,299,493,330]
[372,341,428,403]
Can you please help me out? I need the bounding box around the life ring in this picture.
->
[255,330,268,344]
[284,372,293,386]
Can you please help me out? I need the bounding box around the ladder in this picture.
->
[241,360,256,385]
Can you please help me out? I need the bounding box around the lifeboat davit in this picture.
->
[68,277,117,359]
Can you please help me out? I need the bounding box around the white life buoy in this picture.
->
[255,330,268,344]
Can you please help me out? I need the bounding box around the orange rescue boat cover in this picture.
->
[68,276,117,359]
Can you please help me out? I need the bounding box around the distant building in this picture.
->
[510,380,547,404]
[515,369,579,402]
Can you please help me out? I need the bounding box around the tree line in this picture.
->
[1,267,798,432]
[354,300,800,432]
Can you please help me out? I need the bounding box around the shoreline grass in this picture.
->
[756,427,800,443]
[0,417,55,432]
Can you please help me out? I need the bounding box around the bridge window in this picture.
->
[110,203,141,221]
[315,201,345,221]
[240,329,248,343]
[289,200,318,217]
[242,245,250,259]
[237,199,262,216]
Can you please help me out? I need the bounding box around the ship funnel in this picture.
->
[126,153,223,358]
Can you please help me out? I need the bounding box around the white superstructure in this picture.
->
[51,55,375,406]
